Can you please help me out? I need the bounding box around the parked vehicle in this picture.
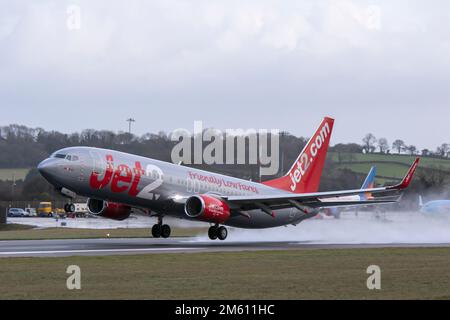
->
[55,208,67,218]
[38,202,53,217]
[25,207,37,217]
[73,203,88,217]
[65,203,89,218]
[8,208,27,217]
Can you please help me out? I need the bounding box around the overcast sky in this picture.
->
[0,0,449,150]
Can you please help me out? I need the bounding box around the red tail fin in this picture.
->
[262,117,334,193]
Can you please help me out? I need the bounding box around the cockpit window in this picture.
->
[51,153,79,161]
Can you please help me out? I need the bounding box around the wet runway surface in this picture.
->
[1,237,450,257]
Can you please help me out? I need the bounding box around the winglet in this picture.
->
[390,158,420,190]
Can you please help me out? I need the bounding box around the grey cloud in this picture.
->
[0,0,449,150]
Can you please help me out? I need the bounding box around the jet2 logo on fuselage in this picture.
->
[89,154,163,200]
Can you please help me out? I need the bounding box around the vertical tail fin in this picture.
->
[262,117,334,194]
[360,166,377,200]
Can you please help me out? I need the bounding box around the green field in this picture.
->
[0,248,449,299]
[0,168,30,181]
[330,152,450,170]
[329,152,450,183]
[0,224,207,240]
[335,162,409,180]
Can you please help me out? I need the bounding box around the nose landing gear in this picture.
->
[151,217,171,238]
[208,225,228,241]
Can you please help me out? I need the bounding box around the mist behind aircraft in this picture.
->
[194,211,450,244]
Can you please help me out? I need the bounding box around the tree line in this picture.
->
[0,124,449,203]
[1,124,449,169]
[361,133,450,157]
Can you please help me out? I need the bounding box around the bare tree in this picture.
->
[378,138,389,154]
[362,133,377,153]
[436,143,450,158]
[392,139,405,154]
[406,145,417,155]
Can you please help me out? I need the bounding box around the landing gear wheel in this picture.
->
[208,226,218,240]
[152,224,162,238]
[64,203,75,213]
[217,226,228,241]
[161,224,171,238]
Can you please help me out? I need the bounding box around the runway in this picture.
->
[1,237,450,257]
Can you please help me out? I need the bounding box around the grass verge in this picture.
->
[0,224,34,232]
[0,225,206,240]
[0,248,449,299]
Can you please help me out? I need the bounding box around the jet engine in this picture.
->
[184,195,231,223]
[87,198,131,221]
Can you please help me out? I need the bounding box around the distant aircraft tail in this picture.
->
[262,117,334,194]
[360,166,377,200]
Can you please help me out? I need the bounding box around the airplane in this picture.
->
[419,195,450,215]
[38,117,420,241]
[321,166,377,218]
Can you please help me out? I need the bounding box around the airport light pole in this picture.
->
[126,118,136,135]
[11,172,16,207]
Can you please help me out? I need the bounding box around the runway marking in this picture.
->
[0,247,201,256]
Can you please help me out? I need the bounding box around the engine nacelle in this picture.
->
[87,198,131,221]
[184,195,231,223]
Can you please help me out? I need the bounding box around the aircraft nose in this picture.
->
[38,159,58,179]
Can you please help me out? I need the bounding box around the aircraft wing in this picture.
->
[225,158,419,214]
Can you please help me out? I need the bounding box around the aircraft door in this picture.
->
[89,150,107,186]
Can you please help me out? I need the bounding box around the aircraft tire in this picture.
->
[217,226,228,241]
[208,226,218,240]
[152,224,162,238]
[64,203,75,213]
[161,224,171,238]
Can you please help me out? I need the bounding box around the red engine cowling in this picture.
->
[87,198,131,221]
[184,195,231,223]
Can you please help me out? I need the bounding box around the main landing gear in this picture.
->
[208,225,228,241]
[151,217,171,239]
[64,203,75,213]
[61,188,77,214]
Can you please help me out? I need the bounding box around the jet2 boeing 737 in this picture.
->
[38,117,420,240]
